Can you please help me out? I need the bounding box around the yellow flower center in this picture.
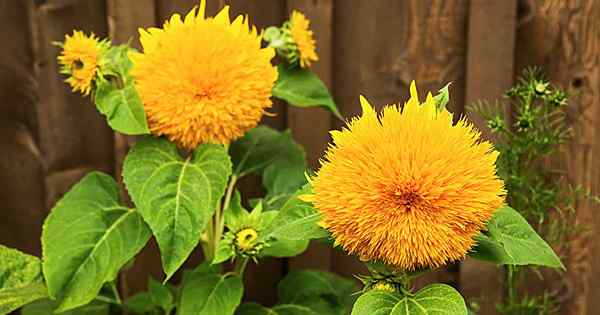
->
[372,281,396,293]
[236,228,258,251]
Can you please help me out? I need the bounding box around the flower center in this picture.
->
[393,182,423,211]
[235,228,258,251]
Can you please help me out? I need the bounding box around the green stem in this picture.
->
[506,265,518,307]
[234,257,250,277]
[213,175,238,255]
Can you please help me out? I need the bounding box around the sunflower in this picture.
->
[58,31,105,96]
[308,82,505,270]
[288,10,318,68]
[130,1,278,149]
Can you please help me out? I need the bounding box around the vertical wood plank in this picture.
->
[461,1,517,314]
[514,1,600,314]
[0,0,45,257]
[285,0,334,272]
[332,0,470,287]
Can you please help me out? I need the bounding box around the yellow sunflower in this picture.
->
[289,10,318,68]
[58,31,105,96]
[308,82,505,270]
[130,1,278,149]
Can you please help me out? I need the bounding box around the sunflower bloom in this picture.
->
[289,10,318,68]
[130,1,277,149]
[58,31,105,96]
[309,82,505,270]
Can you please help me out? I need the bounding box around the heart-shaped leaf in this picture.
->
[123,137,231,279]
[42,172,150,312]
[351,284,467,315]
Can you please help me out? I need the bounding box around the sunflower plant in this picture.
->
[0,2,563,315]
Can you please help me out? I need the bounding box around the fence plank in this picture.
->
[461,1,517,314]
[332,0,469,287]
[285,0,334,272]
[0,2,46,258]
[514,1,600,314]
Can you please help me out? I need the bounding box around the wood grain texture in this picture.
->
[332,0,469,287]
[0,1,46,258]
[515,1,600,314]
[285,0,334,272]
[461,1,517,314]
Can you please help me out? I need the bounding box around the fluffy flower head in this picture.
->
[58,31,105,96]
[289,10,318,68]
[130,1,278,149]
[309,82,505,270]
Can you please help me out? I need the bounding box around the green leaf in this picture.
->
[21,299,109,315]
[224,190,249,229]
[0,246,47,314]
[0,284,47,315]
[123,137,232,279]
[235,303,319,315]
[42,172,151,312]
[0,245,43,289]
[433,83,451,111]
[273,65,341,118]
[125,292,156,314]
[277,270,358,315]
[229,126,307,210]
[149,277,175,313]
[178,267,243,315]
[213,238,235,265]
[262,239,309,258]
[263,186,328,243]
[468,206,564,268]
[351,284,467,315]
[94,45,149,135]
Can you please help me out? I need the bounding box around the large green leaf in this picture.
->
[178,266,243,315]
[351,284,467,315]
[263,186,328,242]
[0,245,47,314]
[123,137,231,279]
[273,65,341,118]
[94,45,149,135]
[21,299,109,315]
[278,270,358,315]
[468,206,563,268]
[229,127,306,210]
[0,284,47,315]
[236,303,318,315]
[42,172,151,312]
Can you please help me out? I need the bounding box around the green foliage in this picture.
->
[0,284,47,315]
[148,277,175,314]
[178,264,243,315]
[273,65,341,118]
[277,270,359,315]
[262,185,328,242]
[229,126,307,210]
[42,172,150,312]
[351,284,467,315]
[122,137,231,279]
[0,245,47,314]
[94,45,149,135]
[236,303,319,315]
[22,299,109,315]
[469,206,563,268]
[471,67,585,314]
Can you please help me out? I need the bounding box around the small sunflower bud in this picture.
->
[235,228,259,252]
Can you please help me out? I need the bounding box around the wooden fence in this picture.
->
[1,0,599,314]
